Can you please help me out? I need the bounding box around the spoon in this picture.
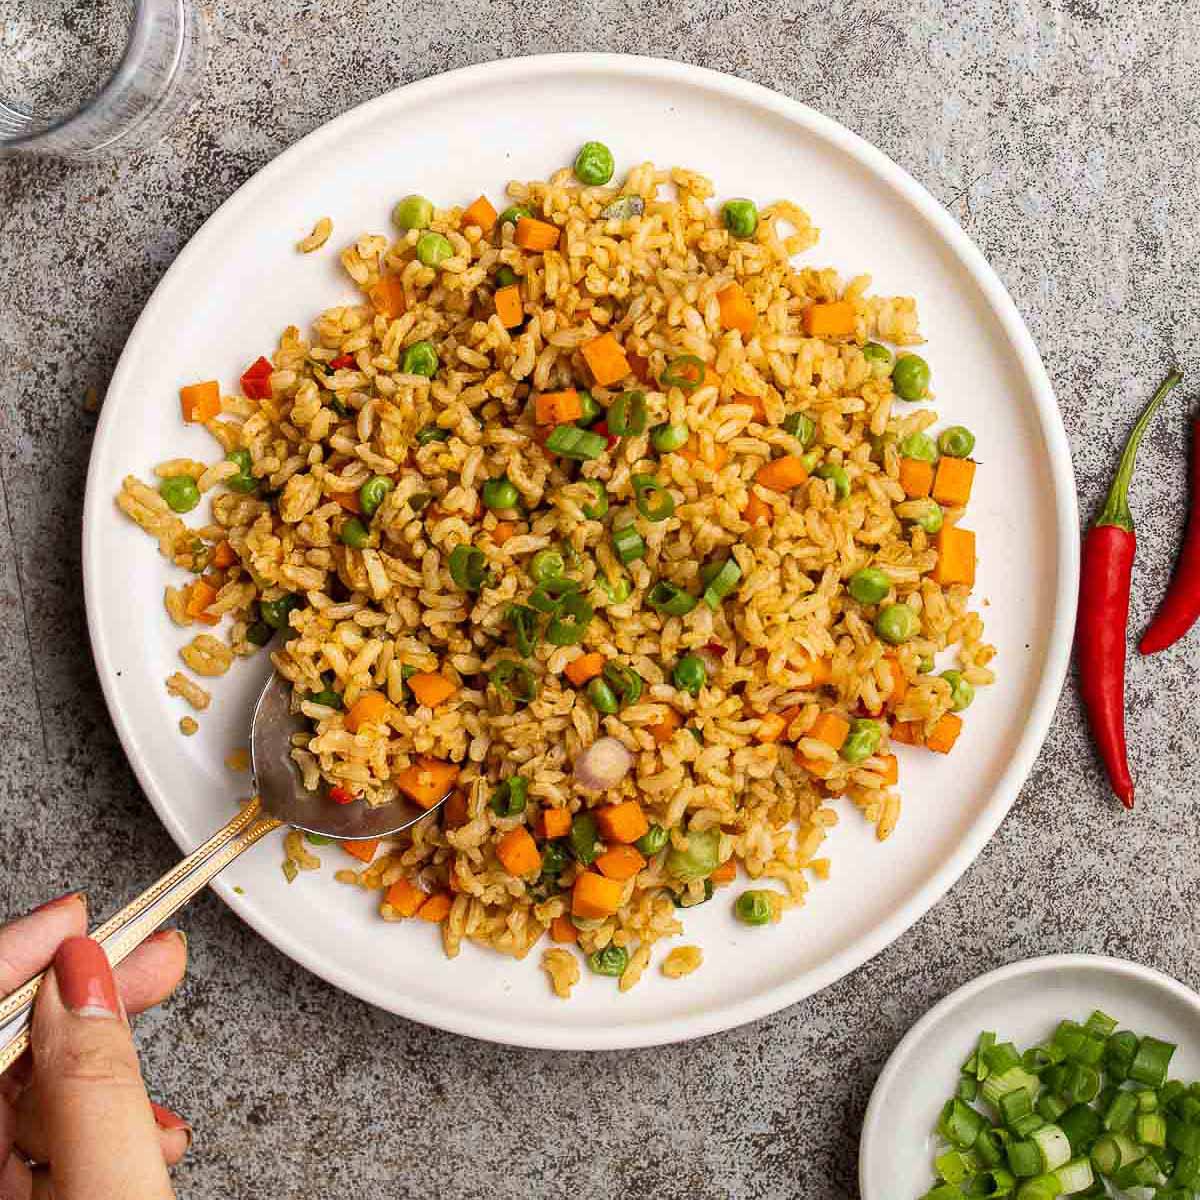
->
[0,671,444,1072]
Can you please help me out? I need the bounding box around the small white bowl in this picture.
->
[860,955,1200,1198]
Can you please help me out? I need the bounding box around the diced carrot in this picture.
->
[550,914,579,944]
[407,672,457,708]
[710,859,737,884]
[185,581,220,625]
[416,892,452,922]
[211,540,237,568]
[580,332,630,387]
[344,690,389,733]
[797,753,837,779]
[534,389,582,426]
[898,457,934,499]
[335,490,363,514]
[743,491,773,526]
[395,756,460,809]
[756,455,810,492]
[932,525,976,587]
[809,711,850,751]
[367,274,406,319]
[927,712,963,754]
[497,826,541,877]
[564,652,605,687]
[179,380,220,423]
[540,808,572,839]
[627,350,652,384]
[890,720,924,746]
[595,844,646,882]
[932,457,976,508]
[778,705,803,740]
[341,838,380,864]
[677,436,729,471]
[514,215,559,251]
[383,878,425,917]
[594,800,649,845]
[884,655,909,707]
[646,707,682,744]
[716,282,756,334]
[736,392,768,423]
[490,521,516,545]
[794,655,833,687]
[876,753,899,786]
[463,195,498,232]
[494,283,524,329]
[802,300,857,338]
[442,789,469,828]
[571,871,624,919]
[755,712,788,744]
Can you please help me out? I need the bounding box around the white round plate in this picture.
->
[83,54,1078,1049]
[860,955,1200,1197]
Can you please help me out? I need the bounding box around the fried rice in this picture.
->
[117,154,994,997]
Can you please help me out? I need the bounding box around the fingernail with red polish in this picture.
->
[55,937,120,1019]
[33,891,85,915]
[152,1101,194,1147]
[147,928,187,952]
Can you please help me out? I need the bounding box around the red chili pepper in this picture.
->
[240,356,273,400]
[1140,413,1200,654]
[329,785,355,805]
[1077,371,1181,808]
[329,353,355,370]
[592,421,620,451]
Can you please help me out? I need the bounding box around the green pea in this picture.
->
[651,422,689,453]
[585,677,619,714]
[569,813,603,865]
[722,198,759,238]
[892,354,931,401]
[815,462,850,501]
[528,548,566,585]
[577,390,602,427]
[416,231,453,268]
[800,448,823,473]
[735,890,773,926]
[359,475,393,518]
[588,945,628,977]
[308,688,343,710]
[415,425,449,446]
[841,718,882,764]
[340,518,369,549]
[225,448,258,493]
[782,412,816,447]
[541,840,569,877]
[573,140,615,186]
[258,593,300,630]
[848,567,890,605]
[899,431,939,463]
[673,654,707,696]
[876,603,920,645]
[495,265,520,288]
[393,194,433,231]
[909,498,944,534]
[940,669,975,712]
[939,425,976,458]
[862,341,893,368]
[159,475,200,513]
[581,480,608,520]
[635,824,669,856]
[666,827,721,881]
[401,340,439,378]
[482,476,519,511]
[917,654,935,675]
[499,205,532,227]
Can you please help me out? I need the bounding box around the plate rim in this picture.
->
[81,51,1080,1050]
[858,954,1200,1197]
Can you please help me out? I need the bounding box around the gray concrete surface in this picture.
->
[3,3,1200,1196]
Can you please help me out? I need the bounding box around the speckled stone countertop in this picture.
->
[3,4,1199,1197]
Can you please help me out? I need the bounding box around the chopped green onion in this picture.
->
[999,1087,1034,1126]
[545,423,607,459]
[546,593,594,646]
[1060,1063,1102,1104]
[595,573,632,604]
[1037,1093,1069,1123]
[1105,1030,1139,1082]
[635,824,669,856]
[489,776,528,817]
[585,676,618,714]
[1031,1123,1071,1171]
[1006,1139,1042,1178]
[1167,1117,1200,1157]
[1130,1036,1176,1087]
[1104,1089,1138,1132]
[416,425,450,445]
[1056,1103,1102,1157]
[977,1032,998,1080]
[608,390,647,436]
[612,525,646,564]
[938,1097,987,1149]
[975,1126,1007,1168]
[601,661,643,706]
[815,461,850,501]
[1137,1112,1167,1147]
[660,355,706,392]
[782,411,816,446]
[505,604,540,656]
[569,813,602,865]
[1085,1011,1119,1039]
[490,659,538,704]
[983,1067,1043,1108]
[985,1043,1024,1076]
[1053,1157,1095,1194]
[448,544,491,592]
[1091,1131,1145,1174]
[1010,1112,1045,1138]
[581,479,608,519]
[633,474,676,522]
[1011,1172,1058,1198]
[702,558,742,609]
[647,580,698,617]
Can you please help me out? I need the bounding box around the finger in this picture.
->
[0,1151,33,1200]
[113,931,187,1016]
[15,1092,191,1169]
[32,939,173,1200]
[0,896,87,995]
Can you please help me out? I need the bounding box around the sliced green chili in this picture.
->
[647,580,698,617]
[602,661,643,706]
[612,525,646,564]
[448,544,491,592]
[608,391,647,436]
[505,604,540,657]
[581,480,608,519]
[490,659,538,704]
[661,355,706,392]
[546,593,594,646]
[633,474,676,522]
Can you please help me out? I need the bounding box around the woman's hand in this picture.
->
[0,893,190,1199]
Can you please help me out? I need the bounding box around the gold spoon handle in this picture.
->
[0,797,280,1074]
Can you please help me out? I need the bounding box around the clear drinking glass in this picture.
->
[0,0,206,158]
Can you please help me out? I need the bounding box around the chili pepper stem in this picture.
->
[1094,371,1182,530]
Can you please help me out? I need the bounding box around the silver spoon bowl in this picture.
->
[0,671,444,1072]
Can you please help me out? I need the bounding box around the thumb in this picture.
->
[32,938,175,1200]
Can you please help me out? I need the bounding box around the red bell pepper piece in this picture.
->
[329,785,355,805]
[329,353,355,370]
[240,356,273,400]
[592,421,620,451]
